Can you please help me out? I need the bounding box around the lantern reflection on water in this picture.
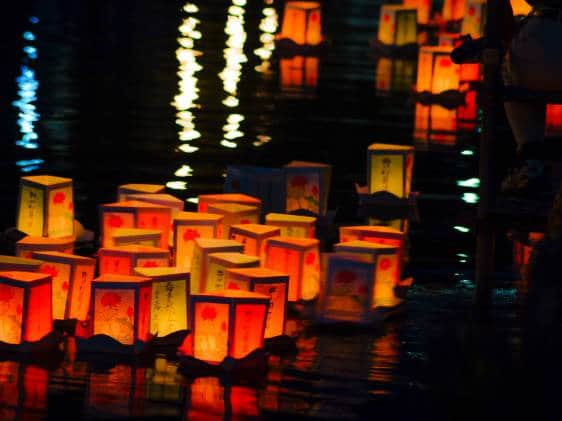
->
[460,0,486,38]
[206,253,260,293]
[416,46,459,94]
[367,143,414,198]
[207,203,260,239]
[145,357,181,403]
[278,1,322,46]
[414,103,458,145]
[112,228,161,247]
[0,255,42,272]
[284,161,331,216]
[117,183,165,202]
[442,0,465,21]
[280,55,319,91]
[15,235,75,259]
[98,245,170,276]
[0,361,48,420]
[377,5,417,46]
[375,58,416,93]
[229,224,280,257]
[265,213,316,239]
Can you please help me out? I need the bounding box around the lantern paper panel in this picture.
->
[16,236,75,259]
[414,103,458,146]
[33,251,95,321]
[17,175,74,238]
[511,0,532,16]
[404,0,432,23]
[206,253,260,293]
[461,0,486,38]
[377,5,417,46]
[0,361,49,420]
[117,183,165,202]
[375,58,416,93]
[442,0,465,20]
[265,213,316,238]
[279,1,322,46]
[112,228,161,247]
[416,46,460,94]
[98,246,170,276]
[197,193,262,216]
[546,104,562,137]
[0,255,43,272]
[280,56,319,91]
[229,224,281,257]
[284,161,331,216]
[206,203,260,239]
[367,143,414,198]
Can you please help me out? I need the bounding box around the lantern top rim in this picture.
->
[112,228,162,238]
[118,183,165,193]
[284,160,331,169]
[99,245,169,254]
[230,223,281,235]
[418,45,454,53]
[127,193,183,206]
[380,4,417,11]
[0,270,51,284]
[133,266,189,278]
[101,200,171,210]
[173,211,224,222]
[227,267,289,279]
[368,143,414,151]
[21,175,72,187]
[334,240,398,252]
[17,235,75,246]
[340,225,403,235]
[32,251,95,264]
[93,274,151,284]
[198,193,261,205]
[208,252,260,266]
[266,236,319,248]
[284,1,321,10]
[192,289,270,301]
[265,213,317,224]
[207,203,259,213]
[195,238,243,249]
[0,255,43,266]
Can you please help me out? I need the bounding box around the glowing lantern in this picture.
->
[16,175,74,238]
[278,1,322,46]
[442,0,465,20]
[172,212,224,272]
[334,240,400,307]
[32,251,95,321]
[263,237,320,302]
[416,46,460,94]
[377,5,417,46]
[133,267,190,337]
[280,56,319,90]
[511,0,532,16]
[205,253,260,293]
[15,235,75,259]
[190,239,244,294]
[112,228,161,247]
[207,203,260,239]
[98,245,170,276]
[284,161,331,215]
[117,183,165,202]
[375,58,416,93]
[0,271,52,346]
[546,104,562,137]
[197,193,262,216]
[437,34,481,83]
[461,0,486,38]
[89,274,152,347]
[414,103,458,145]
[367,143,414,198]
[99,200,172,248]
[225,267,289,338]
[229,224,281,257]
[0,255,42,272]
[190,290,269,363]
[0,361,48,419]
[265,212,316,239]
[404,0,432,23]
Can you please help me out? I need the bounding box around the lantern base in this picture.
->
[264,334,298,355]
[0,330,62,354]
[288,299,317,319]
[275,38,326,58]
[76,334,154,355]
[370,38,418,59]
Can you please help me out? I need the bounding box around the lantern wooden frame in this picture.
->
[112,228,162,247]
[98,245,170,276]
[265,213,316,238]
[367,143,414,198]
[16,236,75,259]
[117,183,165,202]
[207,203,260,239]
[229,224,281,257]
[205,253,260,293]
[283,161,331,216]
[197,193,262,216]
[377,5,417,46]
[0,255,43,272]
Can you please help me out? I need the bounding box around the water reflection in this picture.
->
[254,1,278,74]
[375,58,416,94]
[279,56,319,94]
[0,361,48,421]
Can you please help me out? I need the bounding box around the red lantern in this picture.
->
[112,228,162,248]
[207,203,260,239]
[404,0,432,23]
[229,224,281,258]
[197,193,262,216]
[377,5,417,46]
[16,236,75,259]
[511,0,532,15]
[284,161,331,216]
[367,143,414,198]
[280,56,319,91]
[117,183,165,202]
[0,255,43,272]
[265,213,316,238]
[0,361,48,419]
[98,245,170,276]
[416,46,460,94]
[546,104,562,137]
[278,1,322,46]
[206,253,260,293]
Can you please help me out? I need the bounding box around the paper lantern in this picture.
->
[375,58,416,93]
[437,34,481,83]
[173,212,224,272]
[280,56,319,90]
[98,245,170,276]
[89,274,152,346]
[207,203,260,239]
[117,183,165,202]
[367,143,414,198]
[510,0,532,16]
[33,251,95,321]
[190,290,269,363]
[229,224,281,257]
[16,175,74,238]
[99,200,172,248]
[190,239,244,294]
[284,161,331,215]
[334,240,400,307]
[197,193,262,216]
[377,5,417,46]
[0,271,52,345]
[263,237,320,302]
[205,253,260,293]
[416,46,460,94]
[225,268,289,338]
[442,0,465,20]
[278,1,322,46]
[265,213,316,238]
[404,0,432,23]
[0,361,48,420]
[133,267,190,337]
[461,0,486,38]
[0,255,42,272]
[112,228,162,247]
[15,235,75,259]
[414,103,458,145]
[546,104,562,137]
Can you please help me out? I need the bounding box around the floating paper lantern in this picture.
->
[173,212,224,272]
[461,0,486,38]
[0,271,52,345]
[16,175,74,238]
[0,255,42,272]
[510,0,532,16]
[197,193,262,216]
[89,274,152,346]
[16,236,75,259]
[0,361,48,419]
[280,56,319,90]
[190,239,244,294]
[416,46,460,94]
[190,290,269,363]
[205,253,260,293]
[442,0,465,21]
[99,200,172,248]
[263,237,320,302]
[278,1,322,46]
[367,143,414,198]
[377,5,417,46]
[133,267,190,337]
[207,203,260,239]
[375,58,416,93]
[546,105,562,137]
[229,224,281,257]
[404,0,432,23]
[226,268,289,338]
[265,213,316,238]
[98,245,170,276]
[112,228,162,248]
[284,161,331,215]
[117,183,165,202]
[33,251,95,321]
[414,103,458,145]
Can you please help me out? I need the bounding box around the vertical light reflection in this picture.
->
[254,1,278,74]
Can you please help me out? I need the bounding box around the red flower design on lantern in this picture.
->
[41,264,58,278]
[379,258,391,271]
[227,282,240,290]
[439,58,452,68]
[468,6,475,16]
[53,192,66,205]
[201,305,217,321]
[0,285,15,302]
[305,252,316,265]
[108,215,123,228]
[183,229,200,242]
[221,321,227,332]
[334,270,356,284]
[290,175,307,188]
[310,11,319,22]
[141,260,158,268]
[101,292,121,308]
[127,306,134,319]
[383,13,390,22]
[68,201,73,210]
[62,281,69,291]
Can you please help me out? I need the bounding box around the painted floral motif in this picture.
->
[183,228,201,242]
[40,265,58,278]
[101,292,121,308]
[0,285,15,303]
[96,291,134,344]
[108,215,124,228]
[52,192,66,205]
[305,252,316,265]
[379,258,391,271]
[227,282,240,290]
[201,305,217,321]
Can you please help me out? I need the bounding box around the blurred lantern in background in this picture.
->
[0,361,49,420]
[205,253,260,292]
[207,203,260,239]
[442,0,466,21]
[16,236,75,259]
[278,1,322,45]
[404,0,432,23]
[510,0,532,16]
[375,58,416,93]
[437,33,481,82]
[112,228,162,248]
[117,183,165,202]
[546,104,562,137]
[284,161,331,215]
[197,193,262,216]
[367,143,414,198]
[265,213,316,238]
[98,245,170,276]
[0,255,43,272]
[414,104,458,146]
[280,56,319,91]
[460,0,486,38]
[377,5,417,46]
[416,46,460,94]
[229,224,281,257]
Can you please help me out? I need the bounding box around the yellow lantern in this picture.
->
[414,103,458,145]
[278,1,322,46]
[442,0,465,21]
[0,271,52,346]
[367,143,414,198]
[404,0,432,24]
[112,228,162,248]
[225,267,289,339]
[229,224,281,257]
[205,253,260,293]
[375,58,416,93]
[133,266,190,337]
[510,0,532,16]
[416,46,460,94]
[280,56,319,91]
[461,0,486,38]
[207,203,260,239]
[98,245,170,276]
[263,236,320,302]
[32,251,95,321]
[377,5,417,46]
[197,193,262,216]
[546,104,562,137]
[15,235,75,259]
[172,211,224,272]
[16,175,74,238]
[265,212,316,238]
[284,161,331,215]
[0,255,43,272]
[0,361,49,418]
[117,183,165,202]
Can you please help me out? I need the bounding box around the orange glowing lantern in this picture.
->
[173,212,224,272]
[377,5,417,46]
[89,274,152,347]
[98,245,170,276]
[0,271,52,346]
[280,56,319,91]
[0,255,42,272]
[15,235,75,259]
[279,1,322,46]
[133,267,190,337]
[414,103,458,145]
[375,58,417,93]
[99,200,171,248]
[32,251,95,321]
[546,104,562,137]
[225,268,289,338]
[367,143,414,198]
[190,290,269,363]
[229,224,281,257]
[334,240,400,307]
[404,0,432,24]
[511,0,532,16]
[207,203,260,239]
[112,228,161,247]
[205,253,260,293]
[0,361,48,420]
[461,0,486,38]
[117,183,165,202]
[263,237,320,302]
[442,0,465,21]
[284,161,331,215]
[16,175,74,238]
[416,46,460,94]
[190,239,244,294]
[197,193,262,216]
[265,212,316,238]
